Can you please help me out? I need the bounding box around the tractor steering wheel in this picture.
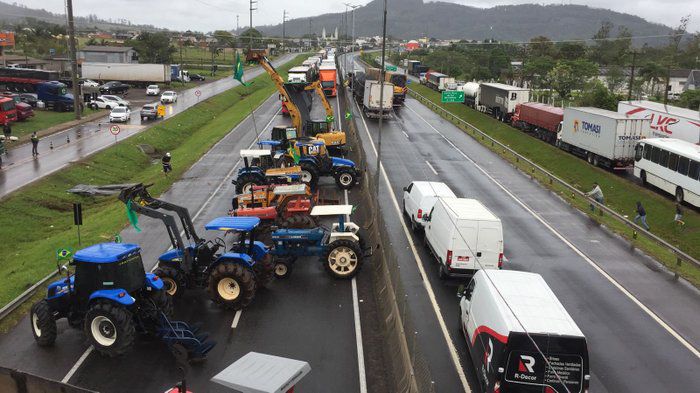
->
[214,237,226,249]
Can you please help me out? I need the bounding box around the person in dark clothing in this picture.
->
[30,132,39,157]
[3,123,11,140]
[162,152,172,175]
[674,204,685,226]
[633,201,650,230]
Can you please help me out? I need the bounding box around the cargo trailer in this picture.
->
[618,100,700,144]
[478,83,530,122]
[511,102,564,144]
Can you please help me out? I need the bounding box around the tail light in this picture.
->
[417,209,423,219]
[446,250,453,266]
[498,253,504,269]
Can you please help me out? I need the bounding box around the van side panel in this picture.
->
[426,200,451,264]
[453,221,478,270]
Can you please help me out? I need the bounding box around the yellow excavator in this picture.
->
[245,50,346,149]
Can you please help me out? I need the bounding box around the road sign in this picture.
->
[441,90,465,103]
[385,65,397,72]
[195,90,201,97]
[109,125,120,135]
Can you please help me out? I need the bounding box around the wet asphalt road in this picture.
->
[0,54,297,199]
[344,53,700,392]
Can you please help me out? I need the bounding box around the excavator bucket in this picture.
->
[245,49,267,62]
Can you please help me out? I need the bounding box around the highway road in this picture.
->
[0,83,381,392]
[343,53,700,392]
[0,53,297,199]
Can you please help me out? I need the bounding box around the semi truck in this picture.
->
[0,67,75,112]
[407,61,428,77]
[364,68,407,107]
[362,80,393,119]
[319,65,338,97]
[511,102,564,144]
[0,96,17,125]
[558,107,650,169]
[287,66,313,84]
[425,71,456,91]
[81,63,172,86]
[478,82,530,122]
[170,64,190,82]
[618,100,700,144]
[460,82,479,108]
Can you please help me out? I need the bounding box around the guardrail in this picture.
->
[407,88,700,273]
[0,271,56,321]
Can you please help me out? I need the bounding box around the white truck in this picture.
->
[458,270,590,393]
[478,82,530,122]
[81,62,171,86]
[618,100,700,144]
[424,197,504,279]
[461,82,480,108]
[558,107,650,169]
[287,66,312,83]
[362,80,394,119]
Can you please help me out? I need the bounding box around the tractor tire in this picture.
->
[235,173,264,194]
[154,266,185,298]
[299,162,319,188]
[277,155,295,168]
[208,263,256,310]
[84,301,135,357]
[257,225,274,246]
[280,215,316,229]
[323,239,363,279]
[149,288,174,319]
[273,257,295,279]
[334,167,357,190]
[253,253,275,288]
[30,300,57,347]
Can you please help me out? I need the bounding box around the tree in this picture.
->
[547,59,597,99]
[529,36,555,58]
[577,80,619,111]
[639,61,666,97]
[604,65,626,93]
[678,89,700,110]
[213,30,236,48]
[523,56,555,88]
[127,32,176,63]
[557,42,587,61]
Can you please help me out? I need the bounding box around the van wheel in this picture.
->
[675,187,684,203]
[410,216,417,232]
[438,263,447,280]
[587,152,594,164]
[592,154,600,167]
[640,170,647,187]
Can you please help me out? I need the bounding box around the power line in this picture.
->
[450,32,693,47]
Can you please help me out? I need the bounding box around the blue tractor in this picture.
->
[232,146,303,194]
[118,184,274,310]
[30,243,215,359]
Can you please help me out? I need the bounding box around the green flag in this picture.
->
[126,199,141,233]
[234,52,252,86]
[288,146,300,165]
[326,115,334,123]
[56,247,74,262]
[345,110,352,120]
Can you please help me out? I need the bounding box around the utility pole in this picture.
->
[249,0,257,51]
[236,15,240,34]
[65,0,81,120]
[375,0,388,196]
[627,51,637,102]
[282,10,289,53]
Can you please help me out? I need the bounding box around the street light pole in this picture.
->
[65,0,81,120]
[375,0,388,195]
[282,10,289,53]
[249,0,257,51]
[350,5,359,80]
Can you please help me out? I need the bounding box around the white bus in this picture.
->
[634,138,700,207]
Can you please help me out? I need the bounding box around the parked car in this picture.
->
[140,103,164,121]
[19,93,38,107]
[146,85,160,96]
[160,91,178,104]
[190,73,206,81]
[89,97,120,110]
[403,181,456,231]
[109,106,131,123]
[100,95,130,108]
[81,79,99,88]
[99,81,130,94]
[15,102,35,121]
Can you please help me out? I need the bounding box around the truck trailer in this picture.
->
[0,67,75,112]
[365,68,407,106]
[319,65,338,97]
[81,63,171,86]
[558,107,650,169]
[362,80,393,119]
[425,71,456,91]
[478,83,530,122]
[618,100,700,144]
[511,102,564,144]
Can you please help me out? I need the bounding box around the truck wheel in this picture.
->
[300,162,319,188]
[154,266,184,298]
[675,187,684,203]
[640,171,647,187]
[84,301,135,357]
[587,152,594,164]
[438,263,448,280]
[208,263,256,310]
[235,173,264,194]
[323,239,362,279]
[592,154,600,167]
[253,253,275,288]
[273,257,295,279]
[30,300,57,347]
[334,168,356,190]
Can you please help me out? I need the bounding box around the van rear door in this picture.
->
[476,221,503,269]
[453,221,478,270]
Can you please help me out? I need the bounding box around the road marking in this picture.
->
[231,310,242,329]
[353,93,471,392]
[61,346,93,383]
[425,160,438,175]
[405,102,700,359]
[402,130,410,139]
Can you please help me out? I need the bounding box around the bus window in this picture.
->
[651,147,660,164]
[635,144,643,162]
[688,160,699,181]
[643,144,652,160]
[677,157,689,176]
[668,153,679,171]
[659,149,669,168]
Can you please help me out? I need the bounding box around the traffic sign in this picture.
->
[195,90,201,97]
[441,90,465,103]
[385,65,397,72]
[109,125,120,135]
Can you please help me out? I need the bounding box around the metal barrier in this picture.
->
[407,88,700,272]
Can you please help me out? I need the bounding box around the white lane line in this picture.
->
[402,130,410,139]
[61,346,93,383]
[61,98,283,385]
[353,94,471,392]
[231,310,243,329]
[405,102,700,359]
[425,160,438,175]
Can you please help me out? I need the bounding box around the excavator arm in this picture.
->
[304,80,334,120]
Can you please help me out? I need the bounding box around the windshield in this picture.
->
[112,107,126,113]
[148,85,158,89]
[1,101,15,111]
[163,92,174,96]
[321,81,335,88]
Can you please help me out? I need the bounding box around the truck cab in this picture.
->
[0,97,17,125]
[36,81,74,112]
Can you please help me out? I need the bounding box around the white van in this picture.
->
[424,198,503,278]
[402,181,456,230]
[458,270,590,393]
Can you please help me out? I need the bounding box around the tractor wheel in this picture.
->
[208,263,256,310]
[235,173,264,194]
[30,300,57,347]
[299,162,319,188]
[154,266,185,298]
[84,301,135,357]
[149,288,174,319]
[277,155,295,168]
[257,225,274,245]
[280,215,316,229]
[253,253,275,288]
[334,168,357,190]
[273,257,295,279]
[323,239,363,279]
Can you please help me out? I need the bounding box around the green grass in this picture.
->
[0,54,307,311]
[406,82,700,286]
[10,110,83,139]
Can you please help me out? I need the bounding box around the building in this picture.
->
[683,70,699,91]
[77,45,137,64]
[405,40,420,51]
[1,54,49,69]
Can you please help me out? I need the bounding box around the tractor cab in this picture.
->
[241,149,275,170]
[309,205,360,242]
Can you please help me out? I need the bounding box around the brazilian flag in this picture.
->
[56,248,74,262]
[234,52,252,86]
[288,146,300,165]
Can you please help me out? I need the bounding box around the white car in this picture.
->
[81,79,99,88]
[89,97,120,110]
[109,106,131,123]
[100,95,130,108]
[146,85,160,96]
[160,91,178,103]
[403,181,456,230]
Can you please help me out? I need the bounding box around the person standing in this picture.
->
[585,182,604,212]
[3,122,11,141]
[162,152,172,176]
[674,204,685,227]
[30,132,39,157]
[633,201,650,230]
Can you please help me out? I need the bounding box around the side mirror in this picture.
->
[457,284,465,299]
[402,186,408,192]
[423,214,431,222]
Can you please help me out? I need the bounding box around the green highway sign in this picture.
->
[441,90,465,103]
[385,65,397,72]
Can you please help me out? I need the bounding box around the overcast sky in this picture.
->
[15,0,699,33]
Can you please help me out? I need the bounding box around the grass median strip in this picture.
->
[0,54,305,311]
[405,82,700,286]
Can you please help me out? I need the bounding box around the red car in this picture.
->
[15,102,34,121]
